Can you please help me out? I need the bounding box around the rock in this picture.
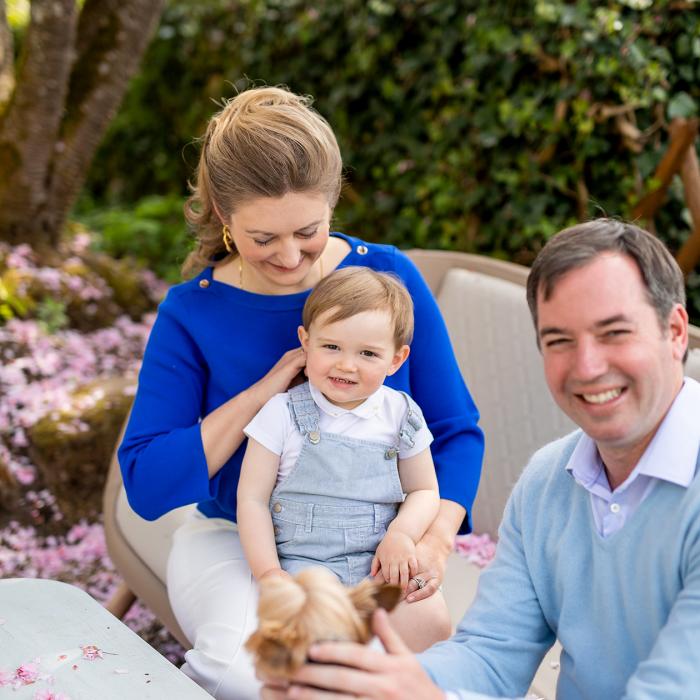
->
[28,377,135,522]
[80,250,157,320]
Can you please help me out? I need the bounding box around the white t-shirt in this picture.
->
[244,383,433,483]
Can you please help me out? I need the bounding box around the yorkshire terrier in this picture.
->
[245,567,402,678]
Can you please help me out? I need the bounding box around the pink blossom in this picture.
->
[454,533,497,568]
[34,690,72,700]
[6,244,36,269]
[15,660,41,685]
[33,268,63,292]
[0,668,15,686]
[0,240,181,665]
[80,645,103,661]
[70,233,91,254]
[11,429,29,448]
[14,464,37,485]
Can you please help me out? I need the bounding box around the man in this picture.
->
[264,219,700,699]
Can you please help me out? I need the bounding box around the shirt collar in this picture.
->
[308,382,383,419]
[566,376,700,490]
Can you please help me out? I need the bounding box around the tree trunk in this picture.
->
[0,0,77,246]
[0,0,165,247]
[0,1,14,108]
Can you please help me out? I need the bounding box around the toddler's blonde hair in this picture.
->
[302,266,414,348]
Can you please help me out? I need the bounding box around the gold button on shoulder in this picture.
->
[199,279,210,289]
[272,502,282,513]
[356,245,368,255]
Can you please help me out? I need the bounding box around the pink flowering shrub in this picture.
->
[0,237,184,665]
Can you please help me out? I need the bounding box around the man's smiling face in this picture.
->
[537,252,686,472]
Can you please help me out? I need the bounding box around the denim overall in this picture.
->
[270,382,424,585]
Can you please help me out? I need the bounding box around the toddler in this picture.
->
[237,266,449,649]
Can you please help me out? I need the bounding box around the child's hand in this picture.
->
[371,531,417,591]
[258,567,292,582]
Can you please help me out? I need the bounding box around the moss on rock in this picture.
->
[80,250,156,320]
[28,377,135,522]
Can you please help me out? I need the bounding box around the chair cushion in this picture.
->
[686,348,700,383]
[437,268,575,538]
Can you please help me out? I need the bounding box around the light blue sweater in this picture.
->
[421,431,700,700]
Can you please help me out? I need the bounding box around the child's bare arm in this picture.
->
[237,438,287,580]
[371,448,440,589]
[392,448,440,542]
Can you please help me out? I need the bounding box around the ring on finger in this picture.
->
[410,576,427,590]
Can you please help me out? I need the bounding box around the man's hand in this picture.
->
[371,530,417,591]
[265,608,446,699]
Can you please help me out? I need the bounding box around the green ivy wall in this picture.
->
[85,0,700,311]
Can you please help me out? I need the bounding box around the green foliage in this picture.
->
[85,0,700,317]
[6,0,30,29]
[0,276,29,321]
[75,195,191,282]
[36,297,69,334]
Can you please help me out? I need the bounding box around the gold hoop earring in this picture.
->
[222,224,234,254]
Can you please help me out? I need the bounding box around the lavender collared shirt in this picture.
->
[565,377,700,538]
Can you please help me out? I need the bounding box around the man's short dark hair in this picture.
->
[526,218,686,335]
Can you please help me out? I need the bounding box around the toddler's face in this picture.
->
[298,308,409,409]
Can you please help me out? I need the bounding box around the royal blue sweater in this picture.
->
[118,233,484,530]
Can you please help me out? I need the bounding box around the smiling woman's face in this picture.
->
[228,191,331,295]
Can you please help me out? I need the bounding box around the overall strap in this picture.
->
[397,392,424,450]
[287,382,321,441]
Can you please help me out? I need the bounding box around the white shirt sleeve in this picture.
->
[243,392,292,456]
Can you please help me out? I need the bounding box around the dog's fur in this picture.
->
[245,567,402,678]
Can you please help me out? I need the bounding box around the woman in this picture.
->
[118,86,484,700]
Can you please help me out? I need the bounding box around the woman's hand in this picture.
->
[405,532,451,603]
[249,347,307,408]
[269,608,446,700]
[201,347,306,477]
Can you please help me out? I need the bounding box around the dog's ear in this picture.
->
[246,630,294,674]
[246,622,310,676]
[373,583,402,612]
[349,580,403,620]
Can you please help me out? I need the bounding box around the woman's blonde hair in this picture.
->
[182,86,343,276]
[302,267,415,348]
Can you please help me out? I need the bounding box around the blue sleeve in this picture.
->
[117,290,215,520]
[419,472,554,696]
[393,250,484,532]
[621,522,700,699]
